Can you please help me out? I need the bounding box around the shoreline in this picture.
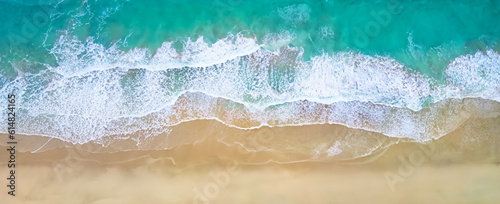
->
[2,112,499,162]
[1,135,499,203]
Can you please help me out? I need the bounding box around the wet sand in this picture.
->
[1,122,499,204]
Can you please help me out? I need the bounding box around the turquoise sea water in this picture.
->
[2,0,500,76]
[0,0,499,151]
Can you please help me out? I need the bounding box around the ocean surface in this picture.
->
[1,0,499,162]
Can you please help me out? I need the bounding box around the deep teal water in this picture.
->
[1,0,500,77]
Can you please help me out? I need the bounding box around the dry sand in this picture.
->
[1,126,499,204]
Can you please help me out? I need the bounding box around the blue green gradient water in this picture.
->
[1,0,500,76]
[0,0,500,147]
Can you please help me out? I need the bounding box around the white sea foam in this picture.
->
[327,141,342,157]
[278,4,311,24]
[49,33,260,76]
[1,33,500,146]
[446,50,500,102]
[296,52,434,111]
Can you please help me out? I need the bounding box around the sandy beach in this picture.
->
[1,119,499,204]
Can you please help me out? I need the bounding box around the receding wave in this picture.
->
[1,33,499,152]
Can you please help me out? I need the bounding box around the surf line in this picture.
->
[6,93,17,196]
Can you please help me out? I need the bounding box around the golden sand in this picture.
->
[1,117,499,204]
